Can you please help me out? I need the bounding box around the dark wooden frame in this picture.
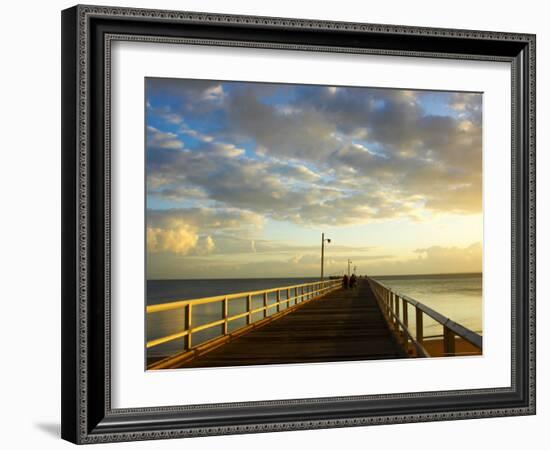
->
[61,4,536,444]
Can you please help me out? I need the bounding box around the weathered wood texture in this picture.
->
[175,279,406,369]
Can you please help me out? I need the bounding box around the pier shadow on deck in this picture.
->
[174,279,407,369]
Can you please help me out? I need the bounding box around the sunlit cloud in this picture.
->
[146,126,183,150]
[145,78,482,278]
[359,242,482,276]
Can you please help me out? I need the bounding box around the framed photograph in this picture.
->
[61,4,536,444]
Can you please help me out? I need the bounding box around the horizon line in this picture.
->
[147,271,482,281]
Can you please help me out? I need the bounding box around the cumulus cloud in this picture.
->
[358,242,482,276]
[145,79,483,278]
[148,207,264,233]
[146,78,225,112]
[413,242,481,270]
[148,185,207,202]
[146,126,183,150]
[146,207,263,256]
[146,135,427,226]
[146,227,213,257]
[449,92,482,124]
[196,235,215,255]
[147,224,199,255]
[201,84,225,103]
[146,79,482,228]
[178,121,215,142]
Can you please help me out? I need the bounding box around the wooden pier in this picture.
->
[147,277,482,370]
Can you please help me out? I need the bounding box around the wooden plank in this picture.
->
[172,280,407,369]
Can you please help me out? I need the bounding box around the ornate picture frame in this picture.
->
[61,4,535,444]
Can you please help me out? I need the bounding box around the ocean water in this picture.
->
[146,274,482,360]
[147,278,320,305]
[147,278,322,359]
[372,273,482,339]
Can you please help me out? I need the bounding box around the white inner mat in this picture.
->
[111,40,511,409]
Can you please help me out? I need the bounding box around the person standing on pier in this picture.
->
[342,274,349,289]
[349,273,357,289]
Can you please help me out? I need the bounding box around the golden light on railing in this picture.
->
[146,279,342,357]
[367,277,482,358]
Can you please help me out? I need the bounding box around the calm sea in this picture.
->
[146,274,482,359]
[372,273,482,339]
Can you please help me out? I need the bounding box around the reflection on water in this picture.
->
[373,273,482,339]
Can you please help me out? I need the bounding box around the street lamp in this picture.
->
[347,259,353,277]
[321,233,331,281]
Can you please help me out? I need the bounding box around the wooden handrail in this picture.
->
[147,279,342,352]
[147,279,340,313]
[367,277,482,357]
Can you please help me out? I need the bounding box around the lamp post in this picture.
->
[347,259,353,277]
[321,233,331,281]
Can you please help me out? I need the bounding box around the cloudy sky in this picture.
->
[145,78,482,279]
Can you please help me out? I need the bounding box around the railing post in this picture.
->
[223,297,228,335]
[415,306,423,346]
[186,304,193,350]
[276,290,281,312]
[287,288,291,308]
[247,294,252,325]
[443,326,456,356]
[402,298,408,329]
[263,292,268,318]
[295,287,298,305]
[395,293,400,328]
[301,286,305,302]
[389,290,394,323]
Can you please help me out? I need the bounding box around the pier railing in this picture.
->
[146,279,342,368]
[367,277,482,357]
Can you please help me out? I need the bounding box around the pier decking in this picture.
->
[147,276,482,370]
[175,279,406,368]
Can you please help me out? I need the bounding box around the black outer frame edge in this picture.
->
[92,389,528,434]
[516,41,535,410]
[89,17,528,58]
[61,5,79,444]
[88,5,108,438]
[513,48,526,409]
[61,5,536,443]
